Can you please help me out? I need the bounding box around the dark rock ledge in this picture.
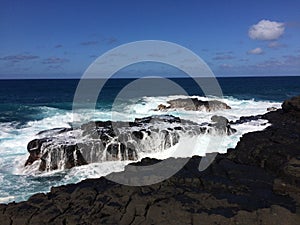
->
[24,114,237,172]
[1,96,300,225]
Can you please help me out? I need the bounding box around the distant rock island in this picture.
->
[0,96,299,225]
[155,98,231,111]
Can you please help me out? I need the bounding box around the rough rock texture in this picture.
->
[282,96,300,112]
[156,98,231,111]
[1,96,300,225]
[211,115,236,134]
[25,115,236,172]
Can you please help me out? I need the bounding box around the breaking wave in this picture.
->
[0,95,281,203]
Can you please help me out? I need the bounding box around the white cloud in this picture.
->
[247,47,263,55]
[248,20,285,40]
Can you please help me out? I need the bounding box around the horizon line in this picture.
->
[0,74,300,80]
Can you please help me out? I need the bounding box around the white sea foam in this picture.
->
[0,95,281,203]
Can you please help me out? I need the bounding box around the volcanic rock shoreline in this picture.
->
[1,96,300,225]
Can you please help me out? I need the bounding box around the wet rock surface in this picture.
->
[24,115,236,172]
[155,98,231,111]
[1,96,300,224]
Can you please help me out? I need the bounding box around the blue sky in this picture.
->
[0,0,300,78]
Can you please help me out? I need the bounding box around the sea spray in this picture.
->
[0,95,280,203]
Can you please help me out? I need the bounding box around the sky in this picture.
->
[0,0,300,78]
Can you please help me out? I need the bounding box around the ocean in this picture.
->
[0,76,299,203]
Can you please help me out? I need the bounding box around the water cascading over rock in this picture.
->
[25,115,237,172]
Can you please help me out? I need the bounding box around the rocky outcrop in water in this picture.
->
[211,115,236,134]
[155,98,231,111]
[229,114,263,125]
[1,96,299,225]
[25,115,236,172]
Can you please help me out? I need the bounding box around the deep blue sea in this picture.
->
[0,76,299,203]
[1,77,299,123]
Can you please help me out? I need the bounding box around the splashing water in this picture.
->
[0,95,281,203]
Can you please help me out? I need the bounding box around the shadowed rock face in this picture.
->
[25,115,236,172]
[156,98,231,111]
[1,96,300,225]
[282,96,300,112]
